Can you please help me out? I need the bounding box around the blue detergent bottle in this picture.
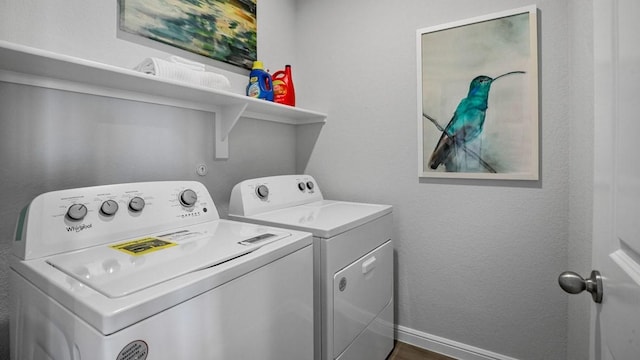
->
[246,61,274,101]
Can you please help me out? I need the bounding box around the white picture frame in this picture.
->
[417,6,539,180]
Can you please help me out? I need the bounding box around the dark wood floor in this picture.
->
[387,342,456,360]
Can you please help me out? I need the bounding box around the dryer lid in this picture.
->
[245,200,392,238]
[47,221,290,298]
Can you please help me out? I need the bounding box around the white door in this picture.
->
[591,0,640,358]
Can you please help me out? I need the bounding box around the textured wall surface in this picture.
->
[566,2,594,359]
[294,1,591,359]
[0,1,298,358]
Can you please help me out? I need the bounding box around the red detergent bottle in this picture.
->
[246,61,274,101]
[272,65,295,106]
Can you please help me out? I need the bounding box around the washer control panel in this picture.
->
[229,175,324,216]
[14,181,219,260]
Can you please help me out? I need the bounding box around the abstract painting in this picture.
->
[119,0,257,70]
[417,6,539,180]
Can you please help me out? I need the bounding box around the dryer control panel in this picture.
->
[14,181,218,260]
[229,175,324,217]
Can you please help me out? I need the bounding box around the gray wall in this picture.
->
[0,1,594,360]
[295,0,592,359]
[567,2,594,360]
[0,1,300,358]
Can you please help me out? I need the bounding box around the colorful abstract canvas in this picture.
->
[120,0,257,69]
[417,6,539,180]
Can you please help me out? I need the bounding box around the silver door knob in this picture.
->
[558,270,603,303]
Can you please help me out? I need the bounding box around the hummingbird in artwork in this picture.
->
[428,71,525,170]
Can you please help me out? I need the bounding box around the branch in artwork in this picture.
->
[422,113,497,173]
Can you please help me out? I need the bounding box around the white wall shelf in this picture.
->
[0,41,327,159]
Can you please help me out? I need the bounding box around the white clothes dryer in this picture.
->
[229,174,394,360]
[10,181,314,360]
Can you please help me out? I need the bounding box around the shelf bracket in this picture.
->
[215,103,248,159]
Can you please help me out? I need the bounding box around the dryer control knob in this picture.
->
[100,199,119,216]
[256,185,269,199]
[128,196,145,212]
[297,182,306,191]
[179,189,198,207]
[306,181,315,190]
[66,203,88,221]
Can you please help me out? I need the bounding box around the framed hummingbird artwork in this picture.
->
[417,6,539,180]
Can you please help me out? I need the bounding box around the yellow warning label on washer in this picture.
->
[110,237,176,256]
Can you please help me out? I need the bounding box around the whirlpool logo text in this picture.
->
[66,223,93,232]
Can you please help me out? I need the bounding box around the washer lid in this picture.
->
[47,221,290,298]
[244,200,392,238]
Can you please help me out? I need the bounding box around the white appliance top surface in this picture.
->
[12,219,311,335]
[47,220,290,298]
[241,200,392,238]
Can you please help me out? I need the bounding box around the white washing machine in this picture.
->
[229,174,394,360]
[9,181,314,360]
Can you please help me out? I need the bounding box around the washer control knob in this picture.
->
[66,204,88,221]
[179,189,198,207]
[128,197,145,212]
[100,200,119,216]
[297,182,306,191]
[256,185,269,199]
[306,181,315,190]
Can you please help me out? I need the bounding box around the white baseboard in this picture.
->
[394,325,520,360]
